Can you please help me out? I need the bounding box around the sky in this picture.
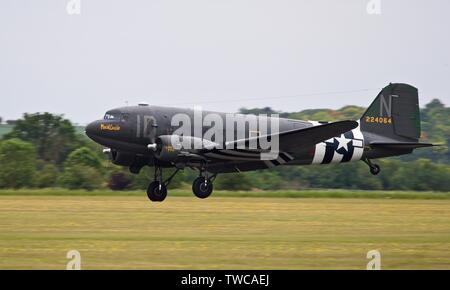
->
[0,0,449,124]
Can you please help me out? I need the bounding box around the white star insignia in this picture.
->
[334,136,351,152]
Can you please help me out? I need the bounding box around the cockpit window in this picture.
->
[104,113,121,120]
[104,112,129,122]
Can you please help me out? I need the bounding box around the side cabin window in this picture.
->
[121,114,129,122]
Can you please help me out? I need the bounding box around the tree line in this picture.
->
[0,99,448,192]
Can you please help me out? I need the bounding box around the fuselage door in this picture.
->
[143,115,158,143]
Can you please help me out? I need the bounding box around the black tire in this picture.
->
[192,177,213,199]
[147,181,167,202]
[370,164,381,176]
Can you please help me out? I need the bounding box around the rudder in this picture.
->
[360,83,421,142]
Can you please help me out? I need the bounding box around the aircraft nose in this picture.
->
[85,120,100,139]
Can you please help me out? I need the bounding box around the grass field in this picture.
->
[1,188,450,199]
[1,194,450,269]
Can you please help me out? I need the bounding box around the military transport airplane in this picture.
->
[86,83,436,202]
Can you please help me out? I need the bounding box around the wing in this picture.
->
[158,121,358,165]
[225,120,359,153]
[199,120,358,163]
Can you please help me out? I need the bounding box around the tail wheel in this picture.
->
[192,177,213,199]
[147,181,167,202]
[364,159,381,176]
[370,164,381,176]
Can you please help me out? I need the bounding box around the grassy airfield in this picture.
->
[0,191,450,269]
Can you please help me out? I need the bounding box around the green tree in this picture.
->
[130,167,153,190]
[130,167,186,190]
[3,113,82,164]
[108,171,133,190]
[59,147,104,190]
[247,170,283,190]
[59,165,103,190]
[34,163,59,188]
[0,139,36,188]
[215,173,253,191]
[64,147,103,171]
[106,164,134,191]
[391,159,450,191]
[239,107,279,115]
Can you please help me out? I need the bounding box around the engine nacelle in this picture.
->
[154,135,182,163]
[110,150,135,166]
[109,150,150,168]
[153,135,220,163]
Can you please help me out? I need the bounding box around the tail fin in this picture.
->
[360,83,421,142]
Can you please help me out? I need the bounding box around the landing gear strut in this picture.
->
[192,171,217,199]
[146,166,180,202]
[364,158,381,176]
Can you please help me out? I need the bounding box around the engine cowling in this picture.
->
[153,135,220,163]
[154,135,182,162]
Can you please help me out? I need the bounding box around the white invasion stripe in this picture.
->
[351,147,364,161]
[352,122,364,140]
[264,161,276,168]
[283,152,294,160]
[351,123,364,161]
[331,151,344,164]
[276,156,286,164]
[312,143,326,164]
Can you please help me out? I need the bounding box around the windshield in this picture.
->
[103,113,120,120]
[104,111,129,122]
[104,112,121,120]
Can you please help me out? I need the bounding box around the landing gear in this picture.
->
[192,172,217,199]
[147,181,167,202]
[145,163,217,202]
[146,166,180,202]
[192,177,213,199]
[370,164,381,175]
[364,158,381,176]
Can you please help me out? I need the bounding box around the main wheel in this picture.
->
[370,164,381,176]
[192,177,213,199]
[147,181,167,202]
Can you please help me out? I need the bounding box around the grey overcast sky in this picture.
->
[0,0,449,124]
